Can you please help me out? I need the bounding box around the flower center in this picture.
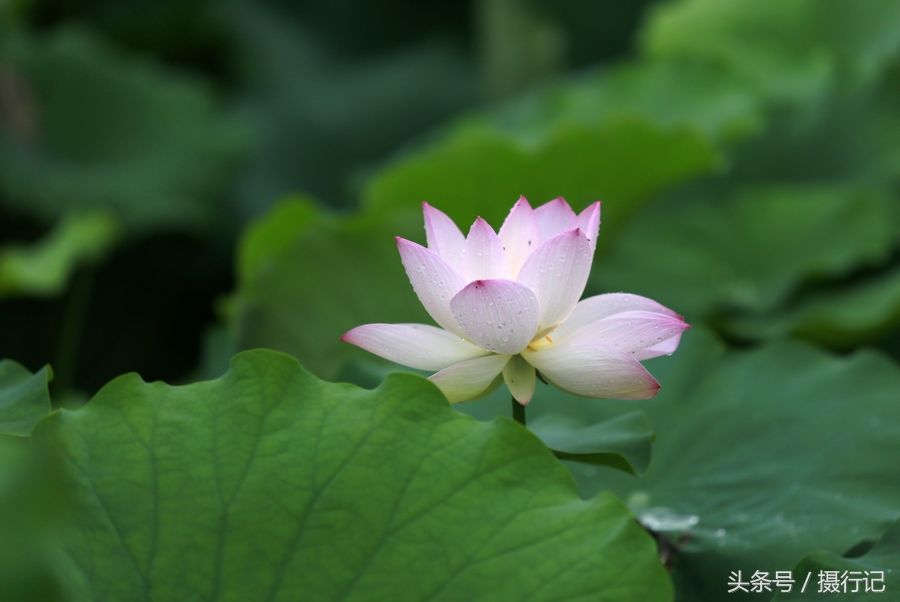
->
[527,334,555,352]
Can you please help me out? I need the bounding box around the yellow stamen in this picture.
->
[527,335,555,351]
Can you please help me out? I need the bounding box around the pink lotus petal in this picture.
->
[523,338,660,400]
[396,237,466,336]
[555,293,682,339]
[559,310,689,357]
[636,332,684,361]
[450,279,540,354]
[341,323,488,371]
[464,217,510,280]
[577,201,601,251]
[503,355,536,406]
[498,196,540,276]
[429,354,509,403]
[517,229,593,331]
[423,202,465,270]
[533,197,577,241]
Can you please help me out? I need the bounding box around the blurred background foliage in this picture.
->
[4,0,896,390]
[2,0,900,599]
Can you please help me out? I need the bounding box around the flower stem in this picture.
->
[511,396,526,426]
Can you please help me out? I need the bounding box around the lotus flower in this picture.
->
[342,197,688,405]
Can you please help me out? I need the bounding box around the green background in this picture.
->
[1,0,899,600]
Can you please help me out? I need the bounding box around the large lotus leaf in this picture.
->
[0,213,119,298]
[642,0,900,102]
[0,359,51,437]
[593,185,898,317]
[364,116,719,244]
[230,198,429,379]
[774,520,900,600]
[725,265,900,349]
[33,349,672,601]
[545,328,900,601]
[0,28,243,231]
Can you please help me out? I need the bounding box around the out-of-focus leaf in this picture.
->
[366,116,719,243]
[530,410,653,475]
[231,199,428,379]
[726,265,900,349]
[482,61,764,145]
[642,0,828,102]
[558,328,900,601]
[229,2,478,215]
[0,436,70,602]
[235,197,319,283]
[0,0,27,33]
[774,520,900,600]
[0,213,119,298]
[0,28,243,231]
[477,0,566,99]
[0,356,68,600]
[642,0,900,102]
[594,185,897,317]
[35,349,672,601]
[194,323,239,382]
[0,360,51,437]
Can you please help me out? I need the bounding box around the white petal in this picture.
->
[429,354,509,403]
[577,201,601,251]
[498,196,540,276]
[423,202,465,271]
[557,310,689,356]
[503,355,536,405]
[523,338,660,400]
[517,229,593,331]
[533,197,577,241]
[636,332,683,361]
[342,323,488,371]
[396,237,466,336]
[463,217,509,280]
[450,279,540,354]
[555,293,682,339]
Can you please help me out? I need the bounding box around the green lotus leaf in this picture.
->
[642,0,900,102]
[230,198,428,379]
[0,359,51,437]
[0,28,243,232]
[34,349,672,601]
[773,520,900,600]
[0,213,119,298]
[0,435,71,602]
[365,116,719,245]
[725,265,900,349]
[593,185,897,317]
[528,410,653,475]
[476,60,764,146]
[559,328,900,601]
